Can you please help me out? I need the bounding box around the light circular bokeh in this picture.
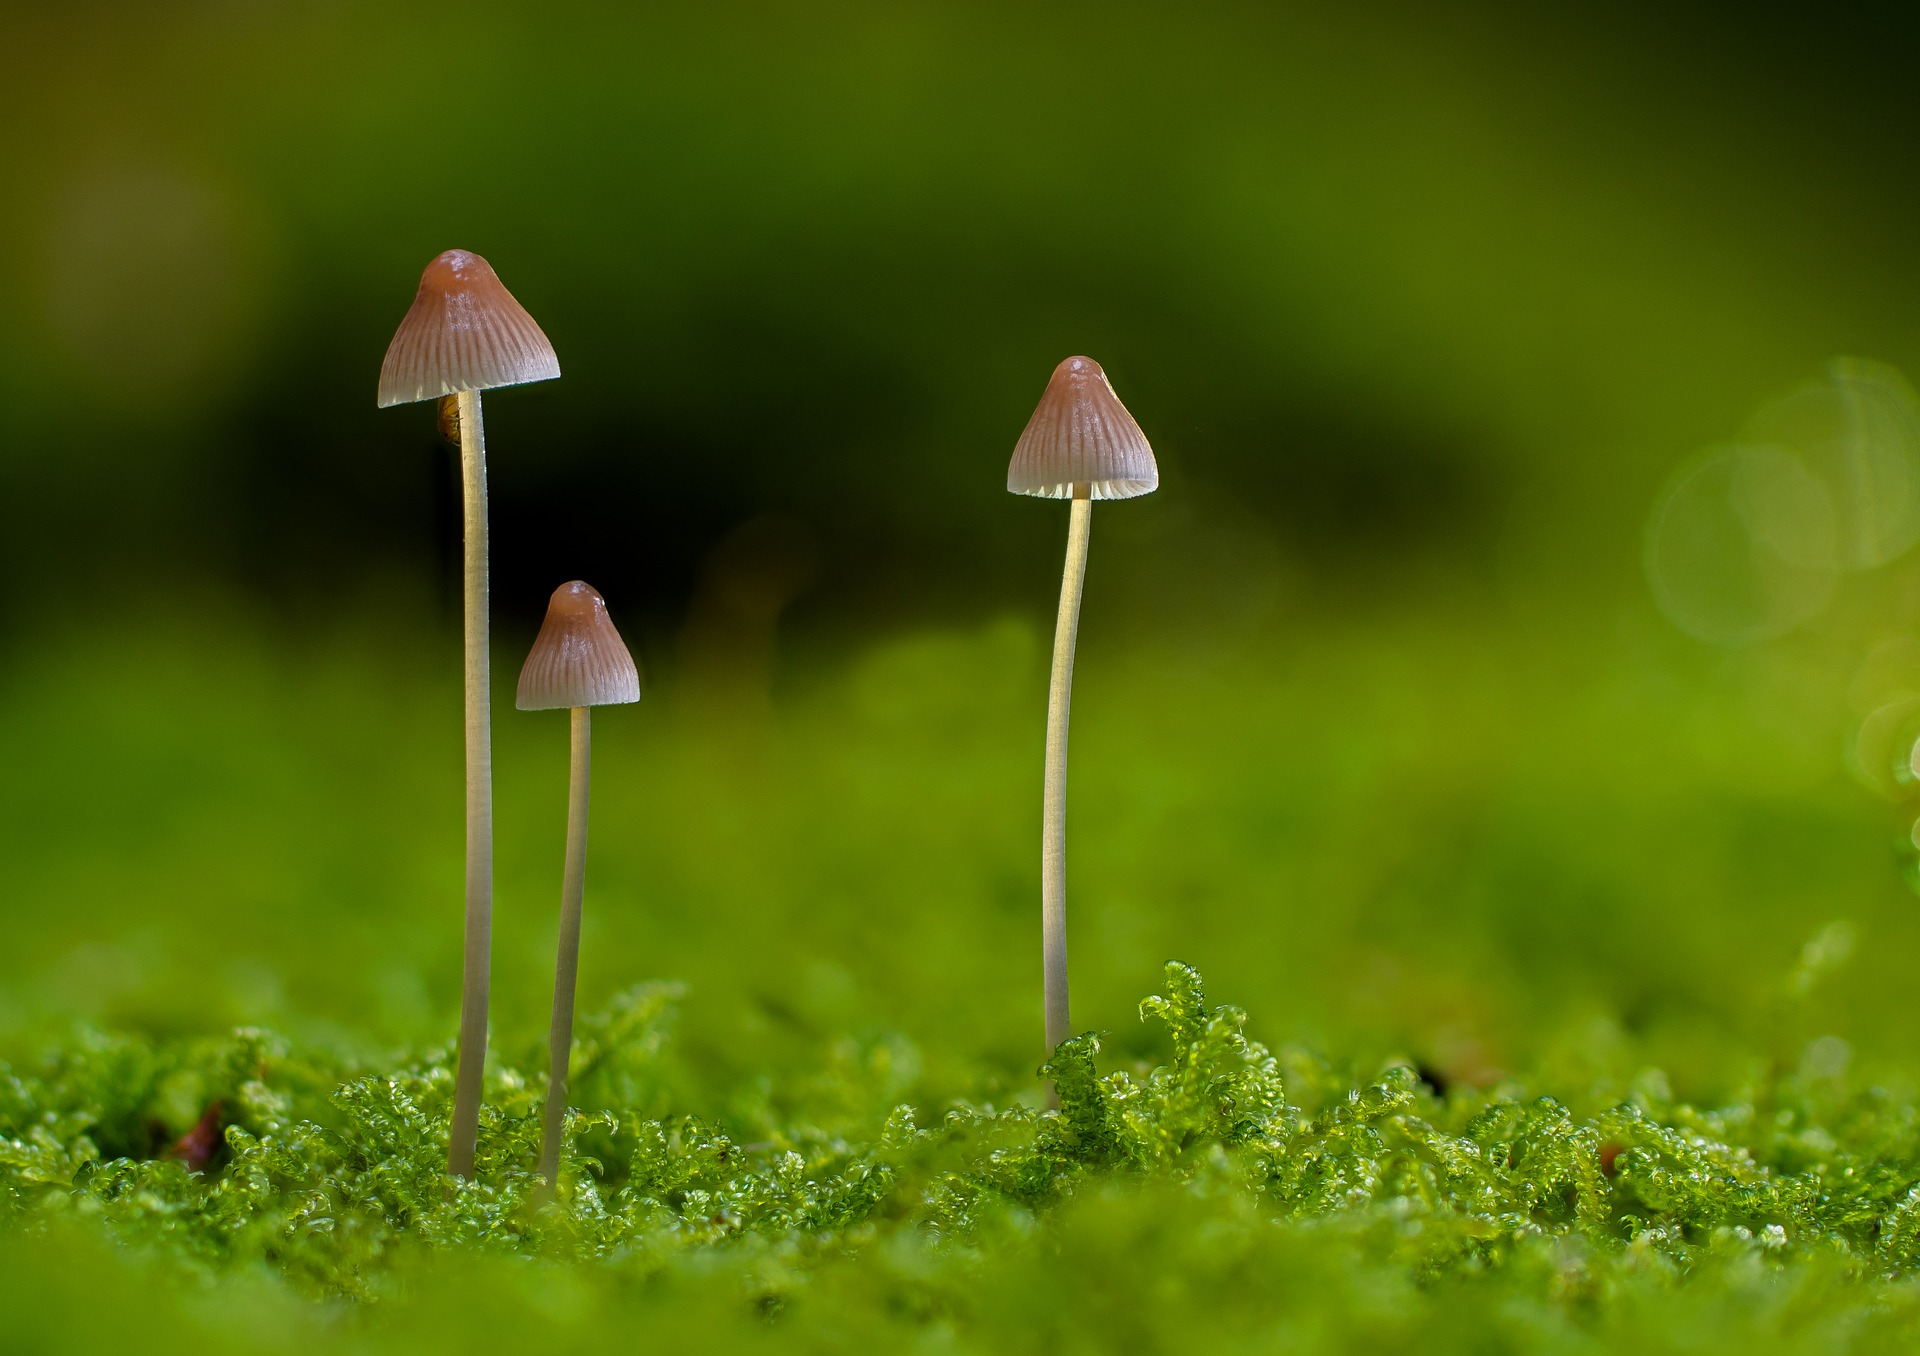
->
[1645,443,1839,644]
[1746,358,1920,571]
[1850,694,1920,798]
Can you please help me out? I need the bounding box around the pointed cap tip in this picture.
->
[1007,355,1158,500]
[377,249,560,408]
[516,581,641,710]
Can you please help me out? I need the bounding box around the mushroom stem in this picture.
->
[448,388,494,1180]
[538,705,593,1193]
[1042,484,1093,1068]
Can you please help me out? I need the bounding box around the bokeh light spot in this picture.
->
[1746,358,1920,570]
[1645,444,1837,644]
[1849,695,1920,798]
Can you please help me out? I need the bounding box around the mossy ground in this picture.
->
[10,964,1920,1353]
[3,588,1919,1352]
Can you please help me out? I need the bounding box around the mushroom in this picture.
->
[516,580,641,1194]
[1007,356,1158,1074]
[378,249,560,1178]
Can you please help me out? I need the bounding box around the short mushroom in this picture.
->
[378,248,560,1179]
[1007,356,1158,1075]
[516,580,641,1194]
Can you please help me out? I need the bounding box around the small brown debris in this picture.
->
[167,1100,223,1174]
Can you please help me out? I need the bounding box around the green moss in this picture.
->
[7,962,1920,1351]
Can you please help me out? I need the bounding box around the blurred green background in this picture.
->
[4,0,1920,1108]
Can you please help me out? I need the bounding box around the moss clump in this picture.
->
[6,963,1920,1350]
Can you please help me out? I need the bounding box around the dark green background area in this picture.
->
[5,3,1920,631]
[2,0,1919,1130]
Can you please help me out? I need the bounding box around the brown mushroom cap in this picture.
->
[1007,356,1158,500]
[377,249,561,408]
[516,581,641,710]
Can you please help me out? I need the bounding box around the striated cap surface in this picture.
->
[517,581,641,710]
[377,249,560,407]
[1007,356,1158,500]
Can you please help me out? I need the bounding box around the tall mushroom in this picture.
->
[378,249,560,1178]
[516,580,641,1193]
[1007,356,1158,1073]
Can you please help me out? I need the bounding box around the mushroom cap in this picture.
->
[1007,356,1158,500]
[377,249,560,408]
[516,581,641,710]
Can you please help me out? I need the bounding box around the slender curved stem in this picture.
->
[539,707,593,1192]
[1042,486,1092,1068]
[448,389,493,1180]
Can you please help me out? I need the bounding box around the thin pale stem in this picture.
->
[538,707,593,1192]
[1042,486,1093,1071]
[448,389,493,1180]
